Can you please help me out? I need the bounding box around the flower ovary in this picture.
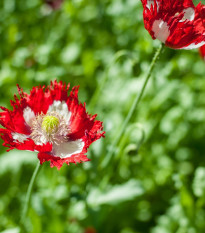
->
[42,115,59,134]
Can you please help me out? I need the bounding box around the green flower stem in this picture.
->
[101,43,164,169]
[21,161,41,225]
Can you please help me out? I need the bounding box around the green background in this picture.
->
[0,0,205,232]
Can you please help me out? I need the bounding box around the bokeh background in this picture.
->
[1,0,205,232]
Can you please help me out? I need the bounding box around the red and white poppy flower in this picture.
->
[141,0,205,49]
[0,81,105,169]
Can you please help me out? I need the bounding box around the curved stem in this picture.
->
[101,43,164,168]
[21,161,41,224]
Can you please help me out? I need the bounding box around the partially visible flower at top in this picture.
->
[44,0,63,10]
[199,44,205,60]
[141,0,205,49]
[0,81,105,169]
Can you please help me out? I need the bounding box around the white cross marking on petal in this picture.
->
[52,140,84,158]
[152,19,170,43]
[47,101,71,124]
[12,132,29,143]
[23,107,35,128]
[181,8,195,22]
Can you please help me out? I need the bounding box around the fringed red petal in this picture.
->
[0,128,52,152]
[38,151,90,170]
[24,80,70,114]
[66,86,105,141]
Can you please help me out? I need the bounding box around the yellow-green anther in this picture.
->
[42,116,59,134]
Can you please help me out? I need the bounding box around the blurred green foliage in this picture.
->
[0,0,205,232]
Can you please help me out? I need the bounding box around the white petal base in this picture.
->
[52,140,84,158]
[23,107,35,128]
[47,100,71,124]
[152,19,170,43]
[12,132,29,143]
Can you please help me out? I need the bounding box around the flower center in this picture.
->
[31,112,69,146]
[41,115,60,134]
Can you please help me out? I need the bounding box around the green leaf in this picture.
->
[87,179,144,206]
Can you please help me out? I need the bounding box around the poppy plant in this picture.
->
[141,0,205,49]
[0,81,105,169]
